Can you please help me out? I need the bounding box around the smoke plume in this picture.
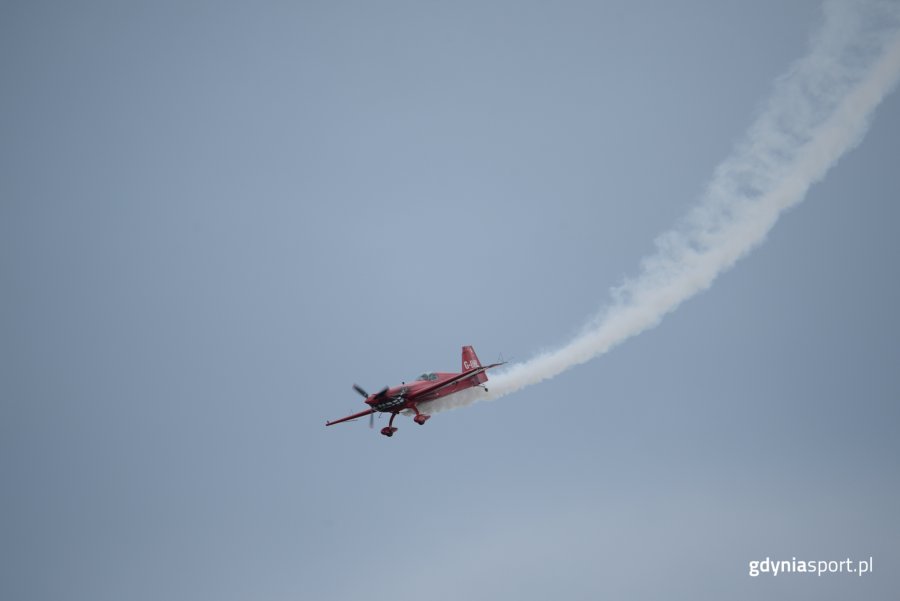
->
[428,1,900,414]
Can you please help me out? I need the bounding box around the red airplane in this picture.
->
[326,345,505,437]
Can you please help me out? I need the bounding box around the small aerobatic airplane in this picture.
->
[326,345,505,437]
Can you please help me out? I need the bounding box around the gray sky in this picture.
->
[2,2,899,600]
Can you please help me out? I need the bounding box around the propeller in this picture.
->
[353,383,387,429]
[352,384,389,398]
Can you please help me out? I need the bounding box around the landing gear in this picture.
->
[381,412,399,437]
[412,405,430,425]
[379,409,431,436]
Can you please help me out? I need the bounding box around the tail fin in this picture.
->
[462,345,488,383]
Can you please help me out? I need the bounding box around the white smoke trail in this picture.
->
[425,0,900,415]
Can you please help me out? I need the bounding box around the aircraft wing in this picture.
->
[326,407,376,426]
[410,361,506,400]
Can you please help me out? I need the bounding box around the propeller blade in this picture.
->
[352,384,369,398]
[369,412,374,429]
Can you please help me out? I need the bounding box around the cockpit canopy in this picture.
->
[417,372,438,382]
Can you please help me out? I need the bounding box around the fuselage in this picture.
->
[366,372,472,413]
